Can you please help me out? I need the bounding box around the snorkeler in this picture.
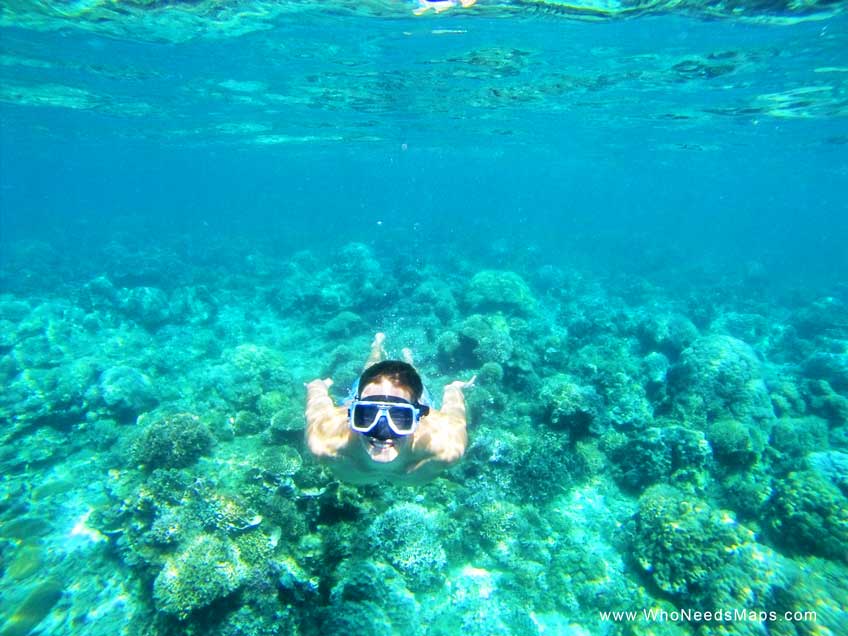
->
[413,0,477,16]
[305,333,474,485]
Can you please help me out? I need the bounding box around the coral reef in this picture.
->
[706,418,765,469]
[465,270,535,313]
[630,484,775,609]
[669,335,775,426]
[3,236,847,636]
[153,534,248,618]
[131,412,215,469]
[766,470,848,562]
[367,503,447,591]
[539,373,604,437]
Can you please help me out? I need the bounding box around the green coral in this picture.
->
[413,280,458,323]
[367,503,446,590]
[706,418,765,468]
[153,534,248,619]
[611,425,711,492]
[670,335,775,427]
[324,560,422,635]
[324,310,364,337]
[766,470,848,562]
[538,373,603,437]
[131,412,214,469]
[631,484,773,608]
[204,344,290,410]
[769,416,829,464]
[466,270,535,313]
[460,313,514,365]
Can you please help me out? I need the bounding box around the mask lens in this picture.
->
[352,403,381,430]
[387,406,415,432]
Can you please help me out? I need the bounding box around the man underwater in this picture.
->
[305,333,474,485]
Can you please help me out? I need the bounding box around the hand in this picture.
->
[447,375,476,391]
[305,378,333,390]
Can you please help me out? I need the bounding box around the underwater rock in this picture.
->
[766,470,848,562]
[204,344,290,410]
[327,243,392,313]
[804,351,848,393]
[0,297,30,323]
[539,373,604,437]
[710,311,772,349]
[80,275,120,311]
[609,425,712,492]
[324,560,422,636]
[5,544,43,582]
[93,365,158,420]
[717,465,773,523]
[424,564,541,636]
[768,372,808,418]
[231,410,264,436]
[267,405,306,441]
[478,361,505,386]
[602,371,653,430]
[4,356,98,428]
[367,503,446,591]
[121,286,171,328]
[324,311,364,337]
[768,415,829,471]
[459,313,514,365]
[0,578,63,636]
[0,516,53,540]
[806,378,848,424]
[169,285,217,325]
[641,351,670,385]
[253,446,302,481]
[131,412,214,469]
[669,334,774,427]
[465,269,536,314]
[807,450,848,494]
[512,429,577,501]
[153,534,248,619]
[635,312,699,359]
[792,296,848,339]
[412,280,458,323]
[13,333,63,369]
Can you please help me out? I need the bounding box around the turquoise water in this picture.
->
[1,1,848,635]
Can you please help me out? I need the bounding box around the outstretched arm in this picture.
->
[305,379,353,459]
[407,376,475,478]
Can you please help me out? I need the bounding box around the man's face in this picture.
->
[358,377,414,464]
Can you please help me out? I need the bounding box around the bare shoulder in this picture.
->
[412,410,467,463]
[305,405,353,459]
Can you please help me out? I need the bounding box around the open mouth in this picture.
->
[364,436,400,463]
[368,438,395,450]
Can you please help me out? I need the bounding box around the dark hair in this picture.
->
[358,360,424,403]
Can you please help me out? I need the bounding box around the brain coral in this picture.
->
[131,412,214,469]
[766,470,848,563]
[669,335,774,426]
[153,534,247,618]
[466,270,535,313]
[631,484,774,608]
[367,503,446,590]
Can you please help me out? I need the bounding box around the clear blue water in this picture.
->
[1,2,848,636]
